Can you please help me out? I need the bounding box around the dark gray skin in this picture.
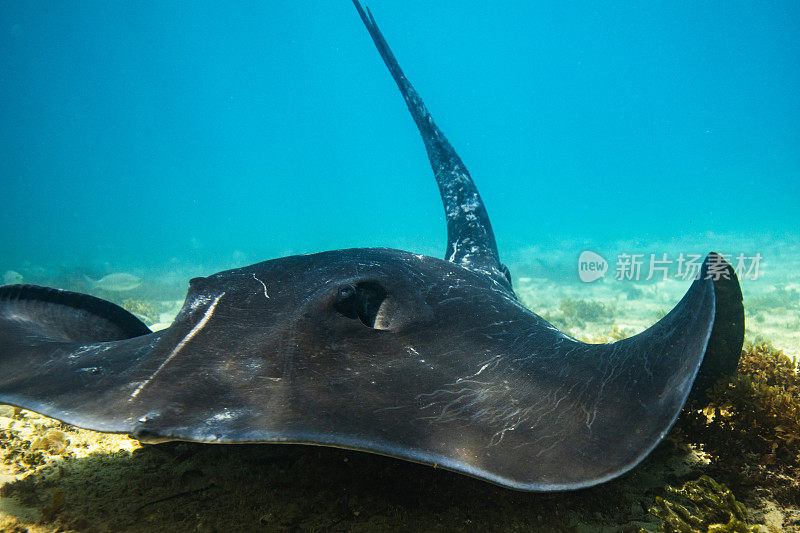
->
[0,1,743,491]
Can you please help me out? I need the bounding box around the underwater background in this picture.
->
[0,1,798,531]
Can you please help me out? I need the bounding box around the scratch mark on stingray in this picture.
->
[252,273,270,299]
[130,292,225,400]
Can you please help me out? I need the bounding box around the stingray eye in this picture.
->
[333,281,396,330]
[333,285,359,320]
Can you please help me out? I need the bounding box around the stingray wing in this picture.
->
[0,284,162,432]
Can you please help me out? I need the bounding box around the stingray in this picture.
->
[0,1,743,491]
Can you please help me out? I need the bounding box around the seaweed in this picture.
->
[121,299,157,325]
[648,475,759,532]
[675,342,800,503]
[748,285,799,312]
[558,297,616,328]
[652,307,669,322]
[584,325,629,344]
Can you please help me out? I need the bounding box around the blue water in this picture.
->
[1,1,798,280]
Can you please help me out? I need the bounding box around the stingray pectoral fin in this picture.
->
[0,284,158,432]
[689,252,745,403]
[380,253,741,490]
[0,284,151,343]
[513,252,743,489]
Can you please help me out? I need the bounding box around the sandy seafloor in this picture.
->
[0,237,798,532]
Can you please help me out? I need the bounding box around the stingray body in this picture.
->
[0,1,743,491]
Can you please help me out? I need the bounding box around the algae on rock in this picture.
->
[649,475,759,532]
[672,341,800,510]
[677,343,800,478]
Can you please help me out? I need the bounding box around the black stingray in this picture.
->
[0,1,744,491]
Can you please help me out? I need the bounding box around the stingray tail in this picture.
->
[352,0,511,289]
